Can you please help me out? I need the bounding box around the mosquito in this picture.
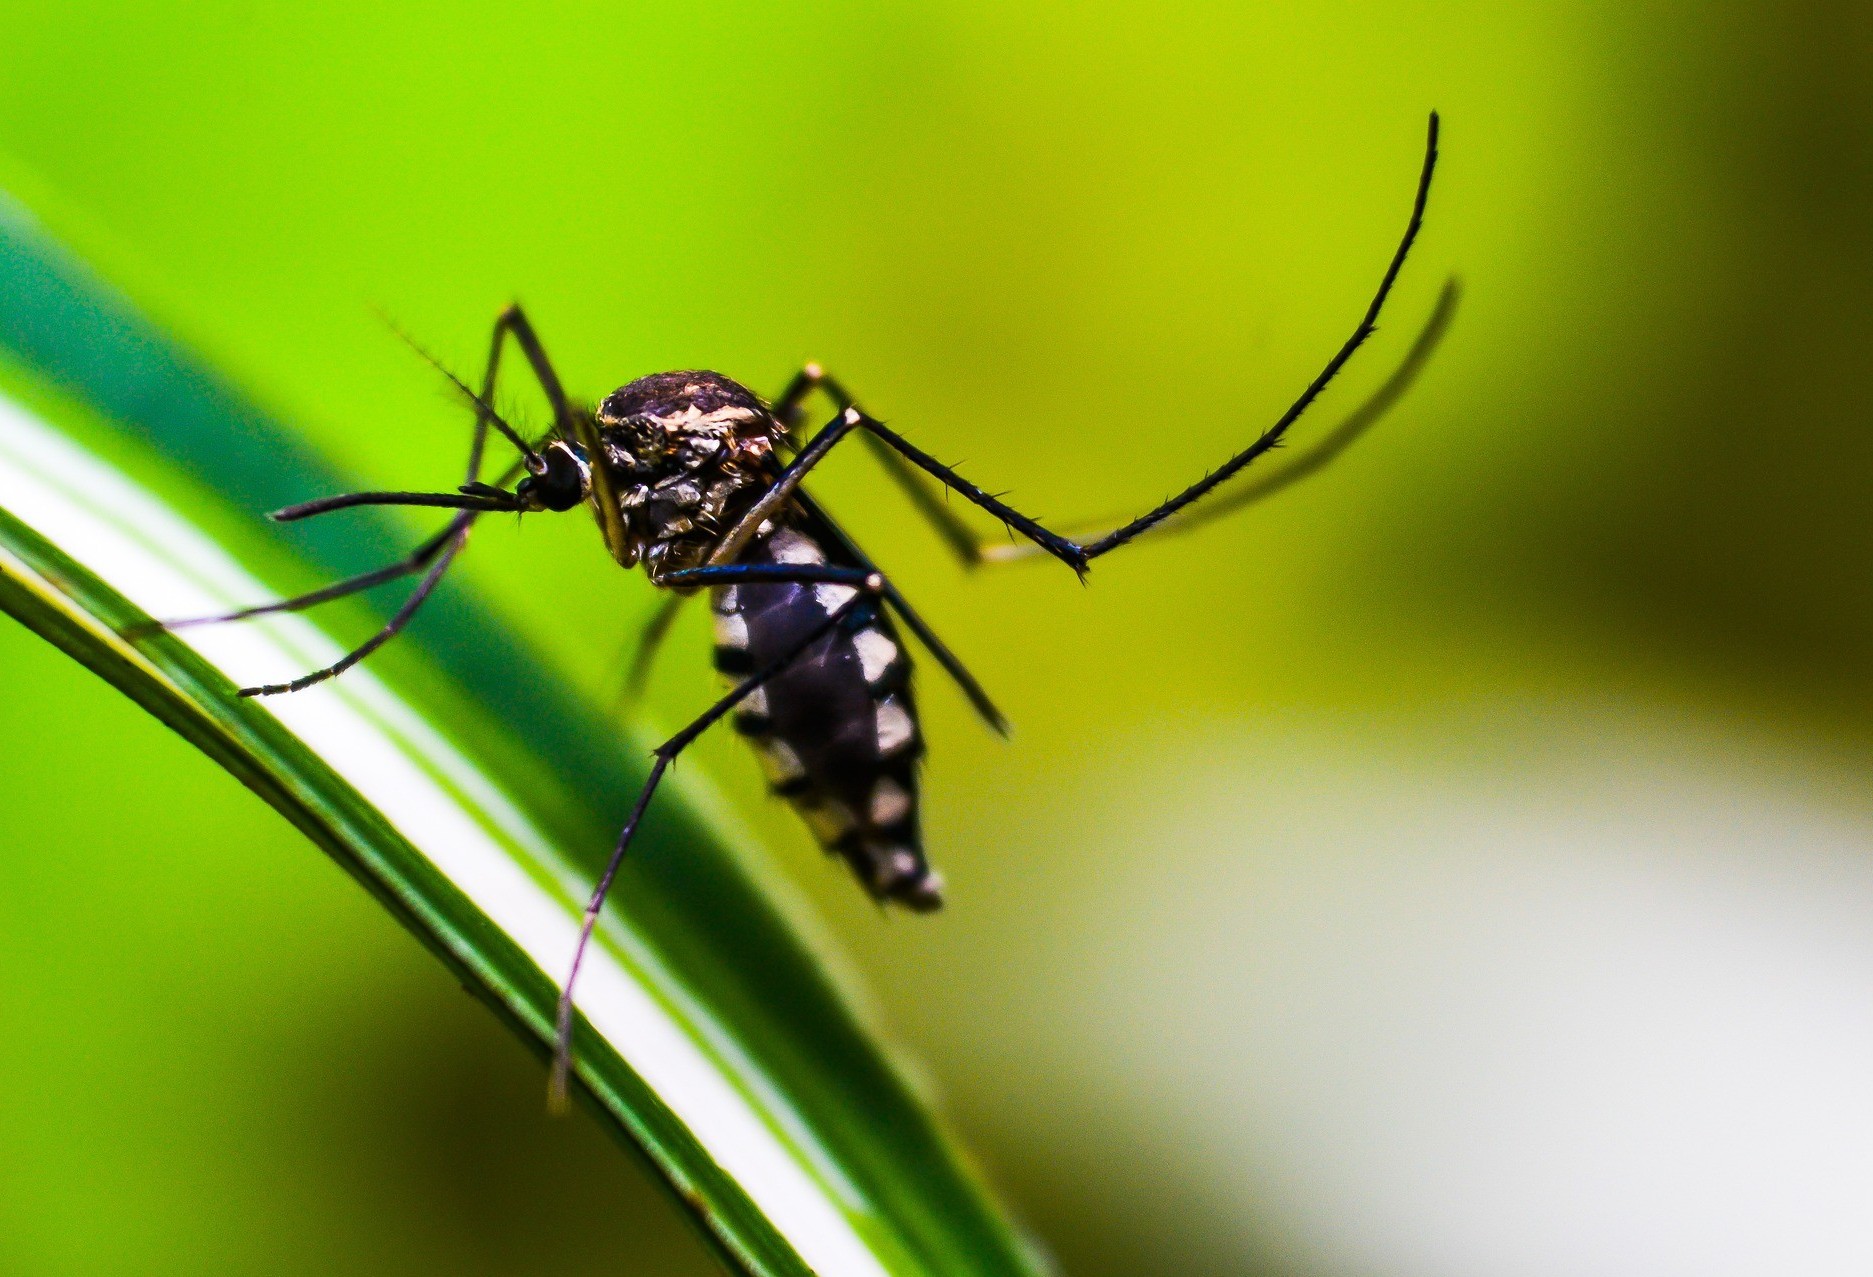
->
[164,113,1446,1107]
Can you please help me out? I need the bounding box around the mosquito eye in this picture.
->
[516,445,588,512]
[551,448,592,510]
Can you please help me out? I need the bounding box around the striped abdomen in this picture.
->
[711,524,941,910]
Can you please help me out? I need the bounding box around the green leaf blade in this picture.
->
[0,180,1047,1277]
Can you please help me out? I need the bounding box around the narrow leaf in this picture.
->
[0,176,1046,1277]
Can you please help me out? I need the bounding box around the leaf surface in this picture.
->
[0,175,1045,1277]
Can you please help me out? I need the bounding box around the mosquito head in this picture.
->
[514,440,590,512]
[594,370,778,479]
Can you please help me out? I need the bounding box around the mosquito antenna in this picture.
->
[378,312,545,472]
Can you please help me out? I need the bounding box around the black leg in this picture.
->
[678,408,1009,731]
[765,112,1441,576]
[656,563,878,589]
[727,395,1076,573]
[772,365,989,567]
[794,488,1008,735]
[173,305,581,686]
[770,360,831,437]
[227,479,513,693]
[269,489,520,521]
[476,303,635,565]
[1077,116,1438,559]
[238,526,470,696]
[154,433,549,640]
[449,303,583,484]
[481,302,642,566]
[161,516,468,631]
[975,275,1463,563]
[549,576,884,1110]
[480,303,578,439]
[704,406,863,566]
[874,577,1006,734]
[620,593,690,702]
[274,301,584,526]
[665,544,1008,733]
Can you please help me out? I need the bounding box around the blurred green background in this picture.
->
[5,2,1873,1274]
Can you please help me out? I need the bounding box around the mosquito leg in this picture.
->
[473,302,633,563]
[620,593,690,702]
[446,301,638,564]
[770,364,989,566]
[977,275,1463,562]
[1075,116,1438,558]
[269,489,520,521]
[848,414,1092,572]
[388,302,574,487]
[549,578,884,1110]
[157,449,539,645]
[876,582,1006,733]
[724,394,1071,573]
[857,105,1436,569]
[237,523,470,696]
[385,324,540,478]
[791,488,1007,734]
[770,361,833,436]
[705,396,1046,573]
[207,453,530,681]
[156,517,468,634]
[655,563,878,589]
[861,434,997,564]
[765,113,1441,576]
[704,408,863,566]
[152,444,530,634]
[745,396,1093,572]
[481,304,577,436]
[167,309,560,663]
[678,441,1008,727]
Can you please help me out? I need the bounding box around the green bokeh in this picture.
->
[2,2,1870,1274]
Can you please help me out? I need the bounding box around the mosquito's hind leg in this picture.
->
[620,592,690,702]
[762,113,1442,575]
[973,275,1463,562]
[550,571,885,1110]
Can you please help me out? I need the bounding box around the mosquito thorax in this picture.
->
[594,371,785,573]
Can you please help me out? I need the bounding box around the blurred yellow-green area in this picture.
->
[4,2,1873,1274]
